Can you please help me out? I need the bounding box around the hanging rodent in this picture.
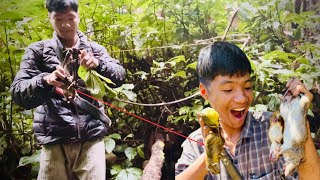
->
[269,93,310,176]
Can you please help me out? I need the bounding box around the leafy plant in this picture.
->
[78,66,117,99]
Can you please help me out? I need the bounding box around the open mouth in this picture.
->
[231,107,246,119]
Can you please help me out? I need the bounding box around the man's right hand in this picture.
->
[43,65,66,88]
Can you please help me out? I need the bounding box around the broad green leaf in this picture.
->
[126,167,142,179]
[121,84,135,90]
[308,109,314,117]
[263,50,297,62]
[124,147,137,161]
[179,106,190,115]
[169,55,186,63]
[87,70,106,99]
[111,165,122,175]
[186,62,197,70]
[121,90,137,101]
[78,66,116,99]
[104,83,117,98]
[297,58,309,65]
[173,71,186,78]
[18,150,40,167]
[78,66,88,80]
[92,70,115,85]
[104,137,116,153]
[115,168,141,180]
[116,169,129,180]
[108,133,122,140]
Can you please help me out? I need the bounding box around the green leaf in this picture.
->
[308,109,314,117]
[92,70,115,85]
[111,165,122,176]
[115,168,142,180]
[173,71,186,78]
[179,106,190,115]
[87,70,106,99]
[108,133,122,140]
[78,66,87,80]
[104,137,116,153]
[136,144,144,158]
[297,57,309,65]
[104,83,118,98]
[186,62,197,70]
[121,84,135,90]
[18,150,40,167]
[126,167,143,179]
[169,55,186,63]
[263,50,297,62]
[116,169,129,180]
[124,147,137,161]
[78,66,117,99]
[121,90,137,101]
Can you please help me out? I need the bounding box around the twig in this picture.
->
[241,35,251,49]
[222,9,239,41]
[109,34,250,53]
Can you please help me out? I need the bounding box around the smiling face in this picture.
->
[49,9,79,41]
[200,73,254,131]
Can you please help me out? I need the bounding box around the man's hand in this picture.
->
[43,65,66,88]
[80,49,99,69]
[198,114,211,141]
[285,78,313,102]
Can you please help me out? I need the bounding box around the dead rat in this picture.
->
[276,92,310,176]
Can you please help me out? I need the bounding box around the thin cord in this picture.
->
[115,91,200,106]
[76,90,204,146]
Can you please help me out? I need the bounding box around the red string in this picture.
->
[76,90,204,146]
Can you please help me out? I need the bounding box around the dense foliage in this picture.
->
[0,0,319,179]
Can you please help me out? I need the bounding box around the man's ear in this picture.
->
[199,83,208,100]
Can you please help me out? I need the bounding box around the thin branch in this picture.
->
[222,9,239,41]
[109,34,250,53]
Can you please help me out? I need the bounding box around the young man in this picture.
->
[10,0,126,179]
[175,42,320,179]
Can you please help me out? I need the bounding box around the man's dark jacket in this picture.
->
[10,31,126,145]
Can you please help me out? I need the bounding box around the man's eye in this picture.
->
[222,90,232,92]
[245,87,252,90]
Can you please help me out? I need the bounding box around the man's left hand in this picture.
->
[80,49,99,69]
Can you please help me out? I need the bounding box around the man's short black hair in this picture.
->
[196,41,252,85]
[46,0,78,13]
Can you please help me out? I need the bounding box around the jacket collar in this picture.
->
[52,30,90,63]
